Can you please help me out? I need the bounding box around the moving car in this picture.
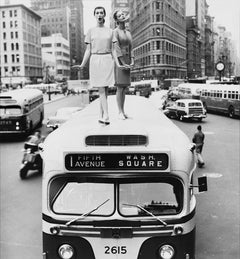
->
[46,107,83,130]
[163,99,207,121]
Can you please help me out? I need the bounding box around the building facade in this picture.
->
[31,0,84,79]
[0,4,42,88]
[129,0,187,82]
[37,6,71,40]
[41,33,70,81]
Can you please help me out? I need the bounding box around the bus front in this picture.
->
[0,97,28,134]
[43,139,196,259]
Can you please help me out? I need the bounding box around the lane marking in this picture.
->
[203,172,222,178]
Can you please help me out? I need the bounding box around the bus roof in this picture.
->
[0,89,42,104]
[202,84,240,91]
[42,96,193,174]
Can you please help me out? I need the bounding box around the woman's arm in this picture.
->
[72,44,91,69]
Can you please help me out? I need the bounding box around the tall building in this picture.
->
[129,0,187,82]
[31,0,84,79]
[0,4,42,88]
[186,0,207,78]
[37,6,71,40]
[41,33,70,81]
[204,12,214,77]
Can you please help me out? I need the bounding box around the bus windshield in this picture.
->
[0,106,22,116]
[51,176,183,217]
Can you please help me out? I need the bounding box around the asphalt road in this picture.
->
[0,94,239,259]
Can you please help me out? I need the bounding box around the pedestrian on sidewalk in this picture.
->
[72,6,119,125]
[192,125,205,168]
[113,10,134,120]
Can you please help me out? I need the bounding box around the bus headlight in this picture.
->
[158,244,175,259]
[58,244,74,259]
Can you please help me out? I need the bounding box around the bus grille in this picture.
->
[85,135,148,146]
[189,108,203,115]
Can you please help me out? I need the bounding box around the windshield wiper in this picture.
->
[123,203,167,226]
[66,198,110,226]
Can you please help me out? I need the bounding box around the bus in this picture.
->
[177,83,205,100]
[25,83,62,94]
[41,95,207,259]
[162,78,185,90]
[128,81,152,97]
[0,89,44,134]
[200,84,240,118]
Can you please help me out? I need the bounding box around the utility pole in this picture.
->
[46,66,51,101]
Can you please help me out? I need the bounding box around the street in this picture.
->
[0,94,239,259]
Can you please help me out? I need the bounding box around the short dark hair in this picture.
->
[113,10,119,21]
[197,125,202,131]
[94,6,106,16]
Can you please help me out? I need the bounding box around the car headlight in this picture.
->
[58,244,74,259]
[158,244,175,259]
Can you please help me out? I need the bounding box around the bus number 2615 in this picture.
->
[105,246,127,254]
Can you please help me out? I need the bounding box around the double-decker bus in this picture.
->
[41,95,207,259]
[200,84,240,118]
[0,89,44,134]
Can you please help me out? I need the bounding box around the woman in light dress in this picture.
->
[73,6,121,125]
[113,10,134,119]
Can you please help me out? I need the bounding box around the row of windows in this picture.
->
[3,66,21,75]
[2,20,18,29]
[135,54,185,67]
[1,9,17,18]
[3,31,18,40]
[3,42,19,51]
[23,43,41,56]
[201,90,240,100]
[41,43,69,50]
[3,54,20,63]
[24,55,42,66]
[133,40,185,58]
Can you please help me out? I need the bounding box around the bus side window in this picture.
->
[228,91,231,99]
[224,91,227,98]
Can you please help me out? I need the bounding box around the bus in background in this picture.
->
[0,89,44,134]
[162,78,185,90]
[200,84,240,118]
[41,95,207,259]
[177,83,205,100]
[25,83,62,94]
[128,81,152,98]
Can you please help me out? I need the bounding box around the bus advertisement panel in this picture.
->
[0,89,44,134]
[41,96,207,259]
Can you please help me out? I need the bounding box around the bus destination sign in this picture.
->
[65,153,169,171]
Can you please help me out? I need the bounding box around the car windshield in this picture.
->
[51,176,183,217]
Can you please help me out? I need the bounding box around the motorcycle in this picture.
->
[19,138,43,179]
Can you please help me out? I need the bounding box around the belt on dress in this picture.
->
[91,52,111,55]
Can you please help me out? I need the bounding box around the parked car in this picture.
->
[163,99,207,121]
[46,107,83,130]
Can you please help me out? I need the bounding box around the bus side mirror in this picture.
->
[198,176,208,192]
